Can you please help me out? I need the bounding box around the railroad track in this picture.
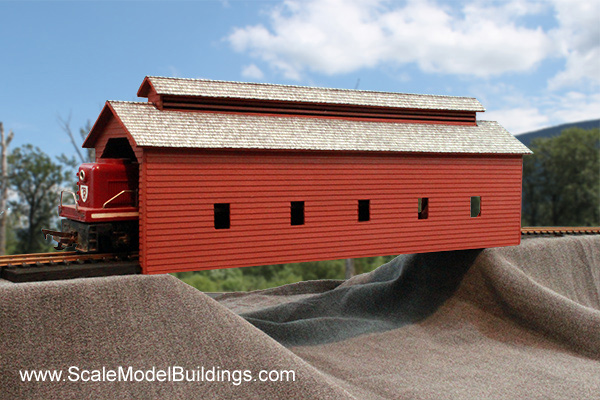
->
[0,251,138,267]
[2,227,595,268]
[521,227,600,236]
[0,227,597,283]
[0,251,140,283]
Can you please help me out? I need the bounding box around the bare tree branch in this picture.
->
[57,112,86,163]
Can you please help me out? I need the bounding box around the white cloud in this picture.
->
[167,65,182,78]
[241,63,265,79]
[227,0,553,80]
[547,0,600,90]
[227,0,599,132]
[484,90,600,135]
[484,107,550,135]
[545,91,600,123]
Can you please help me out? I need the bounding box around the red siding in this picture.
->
[139,152,148,273]
[141,149,523,274]
[94,115,143,163]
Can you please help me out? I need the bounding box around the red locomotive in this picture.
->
[44,159,139,252]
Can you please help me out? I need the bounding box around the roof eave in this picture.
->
[132,142,532,155]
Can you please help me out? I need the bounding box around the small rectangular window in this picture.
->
[418,198,429,220]
[358,200,370,222]
[471,196,481,218]
[291,201,304,225]
[214,203,230,229]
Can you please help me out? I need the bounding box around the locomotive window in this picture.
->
[358,200,370,222]
[291,201,305,226]
[418,198,429,220]
[470,196,481,218]
[214,203,230,229]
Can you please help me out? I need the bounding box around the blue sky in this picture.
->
[1,0,598,159]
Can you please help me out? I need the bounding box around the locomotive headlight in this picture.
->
[79,170,86,181]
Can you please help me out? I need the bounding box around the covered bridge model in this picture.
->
[82,76,532,274]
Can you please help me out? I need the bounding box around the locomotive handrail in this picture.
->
[103,190,135,209]
[60,191,79,211]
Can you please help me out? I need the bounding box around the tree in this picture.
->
[8,145,70,253]
[57,113,95,164]
[56,116,95,189]
[0,122,14,255]
[522,127,599,226]
[175,254,398,292]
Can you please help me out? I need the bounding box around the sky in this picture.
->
[1,0,599,159]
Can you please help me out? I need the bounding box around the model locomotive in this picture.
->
[43,158,139,252]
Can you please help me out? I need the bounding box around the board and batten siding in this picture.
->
[140,149,523,274]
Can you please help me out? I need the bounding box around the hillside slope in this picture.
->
[1,236,598,399]
[516,119,599,147]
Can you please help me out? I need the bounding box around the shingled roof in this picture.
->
[102,101,531,154]
[138,76,486,112]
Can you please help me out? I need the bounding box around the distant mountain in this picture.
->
[516,119,599,147]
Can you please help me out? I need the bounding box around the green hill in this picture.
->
[516,119,599,147]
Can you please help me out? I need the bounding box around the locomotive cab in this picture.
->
[46,158,139,253]
[60,159,138,220]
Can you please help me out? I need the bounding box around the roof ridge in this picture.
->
[108,100,152,105]
[145,76,479,101]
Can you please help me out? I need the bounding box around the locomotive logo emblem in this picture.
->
[80,185,89,202]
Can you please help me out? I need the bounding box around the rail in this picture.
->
[521,227,600,236]
[0,251,138,268]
